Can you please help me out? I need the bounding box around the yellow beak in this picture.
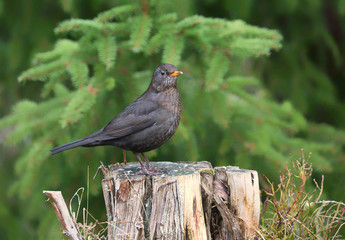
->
[169,71,183,77]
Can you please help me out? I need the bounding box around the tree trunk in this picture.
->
[101,161,260,240]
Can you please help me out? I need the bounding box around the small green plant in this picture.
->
[260,149,345,239]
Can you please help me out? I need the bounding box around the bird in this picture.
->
[50,63,183,175]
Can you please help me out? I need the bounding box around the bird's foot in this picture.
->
[135,153,166,175]
[147,165,166,173]
[137,166,166,175]
[137,168,160,176]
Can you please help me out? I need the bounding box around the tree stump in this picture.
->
[101,161,260,240]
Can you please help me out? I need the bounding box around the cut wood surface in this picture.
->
[101,161,260,240]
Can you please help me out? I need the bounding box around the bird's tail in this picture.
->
[50,138,89,155]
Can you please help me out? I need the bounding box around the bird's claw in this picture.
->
[137,169,160,176]
[138,166,166,175]
[147,166,165,173]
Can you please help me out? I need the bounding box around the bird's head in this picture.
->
[149,64,183,92]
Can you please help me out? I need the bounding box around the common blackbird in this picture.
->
[50,64,183,175]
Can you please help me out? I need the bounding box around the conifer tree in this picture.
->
[1,0,345,238]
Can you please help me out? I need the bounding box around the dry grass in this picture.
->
[260,149,345,239]
[69,168,108,240]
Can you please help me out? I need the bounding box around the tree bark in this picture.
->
[101,161,260,240]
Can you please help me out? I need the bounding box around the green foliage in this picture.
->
[1,0,345,239]
[205,51,229,90]
[96,35,117,70]
[130,14,152,52]
[60,88,97,128]
[162,35,185,66]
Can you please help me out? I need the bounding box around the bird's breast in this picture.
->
[155,89,181,116]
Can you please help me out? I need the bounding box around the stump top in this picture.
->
[104,161,212,179]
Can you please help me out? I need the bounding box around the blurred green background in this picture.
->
[1,0,344,239]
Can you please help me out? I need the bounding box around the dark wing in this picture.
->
[91,97,158,141]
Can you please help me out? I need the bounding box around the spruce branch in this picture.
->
[130,14,152,52]
[95,4,139,22]
[67,61,89,89]
[230,38,282,58]
[102,22,130,35]
[33,40,79,64]
[156,13,178,25]
[162,35,184,66]
[18,59,67,82]
[55,19,104,34]
[60,88,97,128]
[205,51,229,91]
[96,35,117,70]
[145,29,170,54]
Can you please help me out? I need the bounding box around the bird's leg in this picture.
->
[134,153,151,175]
[141,153,164,173]
[141,153,152,169]
[122,150,127,165]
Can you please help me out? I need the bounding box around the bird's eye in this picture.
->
[160,71,166,76]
